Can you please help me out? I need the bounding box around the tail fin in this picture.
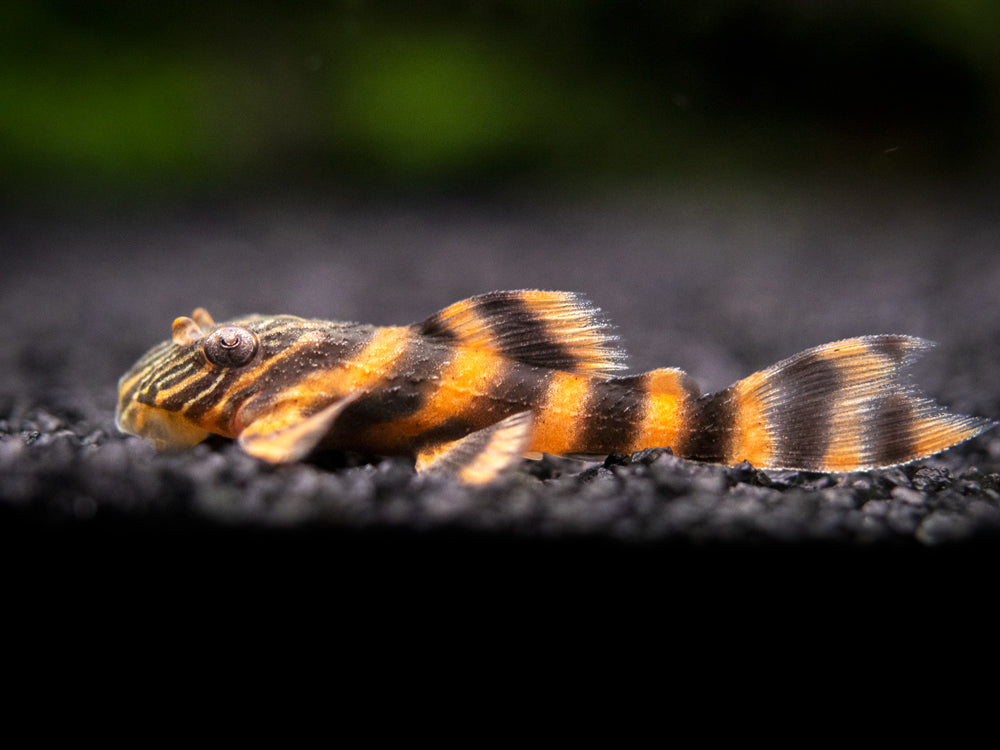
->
[681,336,995,471]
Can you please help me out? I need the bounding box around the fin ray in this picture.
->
[416,411,534,484]
[420,290,626,375]
[683,336,995,471]
[238,392,362,464]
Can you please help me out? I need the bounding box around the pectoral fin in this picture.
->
[238,392,361,464]
[416,411,534,484]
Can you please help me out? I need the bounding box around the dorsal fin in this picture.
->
[419,290,627,375]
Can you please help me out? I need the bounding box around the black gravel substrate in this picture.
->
[3,185,999,571]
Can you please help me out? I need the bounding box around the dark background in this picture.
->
[3,1,1000,195]
[2,2,999,561]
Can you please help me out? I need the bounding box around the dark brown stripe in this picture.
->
[418,316,459,341]
[257,321,315,349]
[139,380,160,404]
[215,324,379,426]
[415,362,554,445]
[478,294,575,367]
[871,335,914,367]
[422,292,583,371]
[576,375,647,454]
[157,371,217,411]
[182,368,248,420]
[492,362,553,417]
[870,392,917,467]
[334,336,448,428]
[415,417,481,447]
[151,356,204,390]
[678,388,737,464]
[766,351,840,469]
[273,325,378,378]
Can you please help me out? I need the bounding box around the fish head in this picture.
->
[115,308,264,450]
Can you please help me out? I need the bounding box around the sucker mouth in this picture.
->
[115,399,209,451]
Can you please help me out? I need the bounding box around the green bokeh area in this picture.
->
[2,1,999,197]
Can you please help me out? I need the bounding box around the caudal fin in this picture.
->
[680,336,995,472]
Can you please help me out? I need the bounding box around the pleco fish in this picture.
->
[116,290,995,484]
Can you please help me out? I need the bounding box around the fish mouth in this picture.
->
[115,399,209,451]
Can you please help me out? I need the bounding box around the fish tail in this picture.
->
[676,336,995,471]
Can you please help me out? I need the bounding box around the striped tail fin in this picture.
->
[680,336,995,472]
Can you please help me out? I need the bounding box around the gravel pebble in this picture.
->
[2,193,998,551]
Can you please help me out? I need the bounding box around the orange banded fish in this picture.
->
[116,290,995,484]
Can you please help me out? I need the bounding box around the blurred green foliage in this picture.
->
[1,1,998,197]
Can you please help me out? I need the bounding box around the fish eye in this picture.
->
[203,326,258,367]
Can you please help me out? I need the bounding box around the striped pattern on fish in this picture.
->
[115,290,995,484]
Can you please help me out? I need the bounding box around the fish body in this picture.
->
[116,291,995,483]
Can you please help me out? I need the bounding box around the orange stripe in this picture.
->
[517,291,622,374]
[288,325,412,403]
[632,368,691,454]
[367,345,506,446]
[217,326,413,434]
[912,415,981,460]
[817,412,864,471]
[435,298,492,347]
[529,371,592,454]
[729,371,773,466]
[197,331,321,433]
